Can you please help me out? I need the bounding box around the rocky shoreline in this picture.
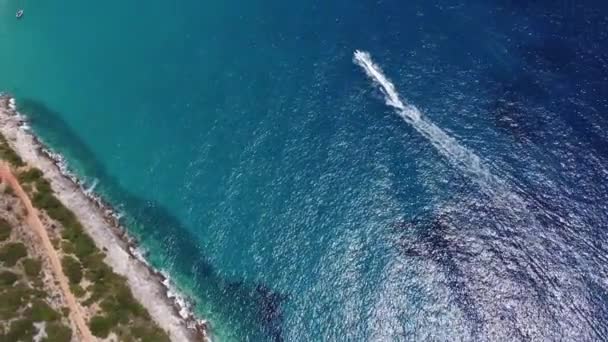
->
[0,94,210,341]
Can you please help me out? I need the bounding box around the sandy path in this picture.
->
[0,163,95,342]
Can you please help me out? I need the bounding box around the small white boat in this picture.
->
[16,10,24,19]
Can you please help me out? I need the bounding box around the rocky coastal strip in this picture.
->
[0,94,209,341]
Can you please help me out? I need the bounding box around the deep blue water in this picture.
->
[2,0,608,340]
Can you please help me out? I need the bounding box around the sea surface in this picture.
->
[2,0,608,340]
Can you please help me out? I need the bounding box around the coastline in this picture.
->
[0,94,209,341]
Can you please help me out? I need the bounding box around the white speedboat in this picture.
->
[16,10,24,19]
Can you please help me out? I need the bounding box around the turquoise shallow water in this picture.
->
[2,1,608,340]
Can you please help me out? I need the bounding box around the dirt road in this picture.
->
[0,163,94,342]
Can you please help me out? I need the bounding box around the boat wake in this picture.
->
[353,51,601,340]
[353,50,503,195]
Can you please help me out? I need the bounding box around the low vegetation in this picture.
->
[0,137,73,341]
[3,318,36,341]
[0,133,169,341]
[0,133,24,167]
[17,166,170,340]
[22,257,42,278]
[17,167,44,184]
[45,321,73,342]
[29,299,61,322]
[61,255,83,284]
[0,270,18,286]
[0,219,72,341]
[0,241,27,266]
[0,218,11,241]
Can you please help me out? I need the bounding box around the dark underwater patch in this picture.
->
[389,189,608,341]
[393,213,483,338]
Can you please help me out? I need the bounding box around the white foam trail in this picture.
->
[354,50,500,191]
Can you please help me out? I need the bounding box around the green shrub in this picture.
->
[31,277,44,289]
[4,318,35,341]
[31,288,47,298]
[132,322,171,342]
[0,134,25,167]
[89,315,112,338]
[28,299,60,321]
[73,234,97,259]
[70,284,86,298]
[4,184,15,196]
[99,296,129,325]
[83,285,104,306]
[22,258,42,278]
[0,242,27,266]
[82,252,112,276]
[50,237,60,249]
[0,270,19,286]
[32,191,79,231]
[118,284,147,319]
[60,221,83,242]
[35,177,52,195]
[30,190,92,261]
[61,240,75,254]
[0,287,29,319]
[21,183,32,195]
[61,256,82,284]
[0,218,11,241]
[17,168,43,184]
[44,322,72,342]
